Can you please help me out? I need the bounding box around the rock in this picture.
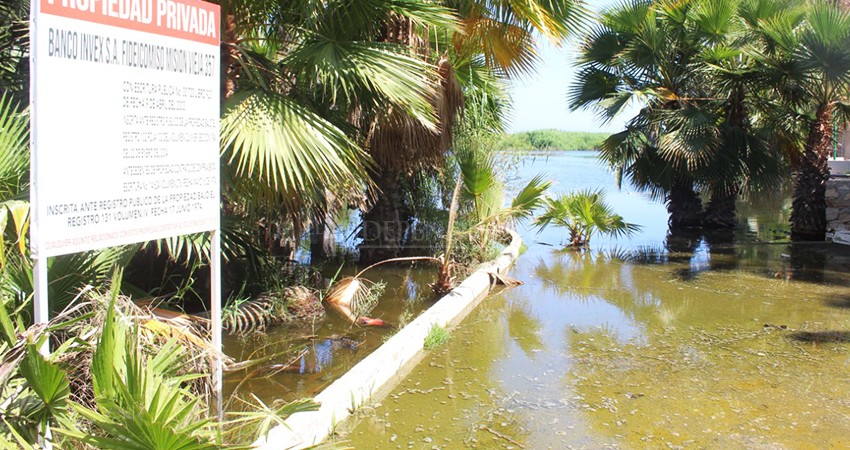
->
[826,188,839,199]
[827,208,839,221]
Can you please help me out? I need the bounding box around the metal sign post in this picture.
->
[210,228,223,418]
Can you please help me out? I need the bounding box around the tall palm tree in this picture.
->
[572,0,713,228]
[571,0,786,230]
[359,0,587,261]
[749,2,850,240]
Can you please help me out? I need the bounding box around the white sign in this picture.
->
[31,0,220,257]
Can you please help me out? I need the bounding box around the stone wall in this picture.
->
[826,176,850,231]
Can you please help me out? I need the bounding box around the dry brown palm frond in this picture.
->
[325,256,446,324]
[131,299,220,355]
[47,289,231,409]
[368,56,463,174]
[487,271,524,289]
[325,277,385,322]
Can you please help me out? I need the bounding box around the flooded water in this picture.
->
[222,263,439,407]
[343,151,850,449]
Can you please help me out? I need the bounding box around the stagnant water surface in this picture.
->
[344,152,850,449]
[222,264,438,406]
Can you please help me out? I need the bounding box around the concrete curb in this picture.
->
[253,229,522,449]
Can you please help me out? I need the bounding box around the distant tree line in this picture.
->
[497,130,609,151]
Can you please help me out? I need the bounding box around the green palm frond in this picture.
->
[655,105,722,170]
[61,279,218,450]
[2,245,139,314]
[507,175,552,224]
[568,66,622,112]
[221,90,374,213]
[800,4,850,93]
[285,39,439,128]
[691,0,738,43]
[0,93,27,201]
[458,151,498,199]
[535,189,639,247]
[227,396,319,443]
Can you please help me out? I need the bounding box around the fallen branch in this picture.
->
[479,425,525,449]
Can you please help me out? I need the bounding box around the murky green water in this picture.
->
[222,264,438,406]
[344,152,850,449]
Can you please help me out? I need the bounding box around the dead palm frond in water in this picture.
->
[325,276,387,325]
[326,174,464,325]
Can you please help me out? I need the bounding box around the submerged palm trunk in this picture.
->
[359,167,411,262]
[667,176,704,229]
[703,184,739,229]
[310,191,338,263]
[791,105,832,241]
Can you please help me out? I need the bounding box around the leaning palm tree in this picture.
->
[535,190,640,248]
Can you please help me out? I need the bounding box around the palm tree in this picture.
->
[218,0,459,237]
[571,0,714,228]
[359,0,587,261]
[571,0,787,230]
[749,2,850,240]
[534,189,640,248]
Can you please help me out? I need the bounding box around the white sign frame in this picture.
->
[29,0,224,423]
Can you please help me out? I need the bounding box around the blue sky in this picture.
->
[506,0,639,133]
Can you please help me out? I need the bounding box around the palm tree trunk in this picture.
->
[791,105,832,241]
[310,191,337,263]
[220,13,239,103]
[359,168,411,262]
[667,176,704,229]
[703,184,739,229]
[703,82,746,230]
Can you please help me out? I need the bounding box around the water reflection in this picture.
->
[343,152,850,448]
[223,265,439,407]
[506,297,545,358]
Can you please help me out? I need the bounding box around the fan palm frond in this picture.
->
[221,90,374,213]
[535,189,640,247]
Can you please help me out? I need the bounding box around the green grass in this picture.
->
[497,130,609,151]
[423,324,451,350]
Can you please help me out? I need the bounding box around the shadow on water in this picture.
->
[629,227,850,286]
[506,296,545,358]
[824,294,850,309]
[788,330,850,344]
